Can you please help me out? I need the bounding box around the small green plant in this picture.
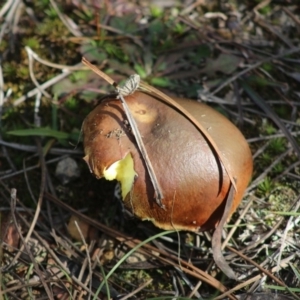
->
[150,5,163,18]
[269,138,286,154]
[150,77,172,88]
[258,177,274,196]
[261,119,277,135]
[64,97,79,110]
[104,42,129,61]
[36,0,50,8]
[273,162,284,174]
[44,7,58,19]
[258,5,271,15]
[261,62,273,72]
[73,7,94,22]
[261,152,272,163]
[134,63,147,79]
[173,23,187,35]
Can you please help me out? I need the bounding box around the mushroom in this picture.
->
[83,91,253,232]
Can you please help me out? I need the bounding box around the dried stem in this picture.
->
[82,57,164,207]
[117,92,164,206]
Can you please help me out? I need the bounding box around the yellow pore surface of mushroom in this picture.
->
[83,91,253,232]
[103,153,137,199]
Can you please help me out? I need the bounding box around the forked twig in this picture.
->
[82,57,164,207]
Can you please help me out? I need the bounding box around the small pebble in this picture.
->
[55,157,80,185]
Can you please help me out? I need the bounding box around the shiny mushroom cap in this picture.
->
[83,91,253,232]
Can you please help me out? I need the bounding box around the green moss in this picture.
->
[0,39,8,52]
[18,66,30,79]
[267,186,296,212]
[35,18,70,40]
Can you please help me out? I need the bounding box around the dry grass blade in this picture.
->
[82,57,164,206]
[73,221,93,300]
[214,254,296,300]
[44,193,238,300]
[210,47,300,97]
[212,182,236,279]
[118,279,153,300]
[241,81,300,159]
[82,57,115,86]
[2,0,300,297]
[226,246,300,300]
[117,92,165,206]
[9,189,54,299]
[13,65,81,106]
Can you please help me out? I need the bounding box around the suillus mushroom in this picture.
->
[81,59,253,278]
[83,91,252,231]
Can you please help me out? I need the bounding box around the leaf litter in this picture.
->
[0,0,300,299]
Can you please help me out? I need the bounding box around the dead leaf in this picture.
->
[67,215,90,241]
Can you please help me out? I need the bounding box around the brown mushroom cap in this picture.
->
[83,91,253,231]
